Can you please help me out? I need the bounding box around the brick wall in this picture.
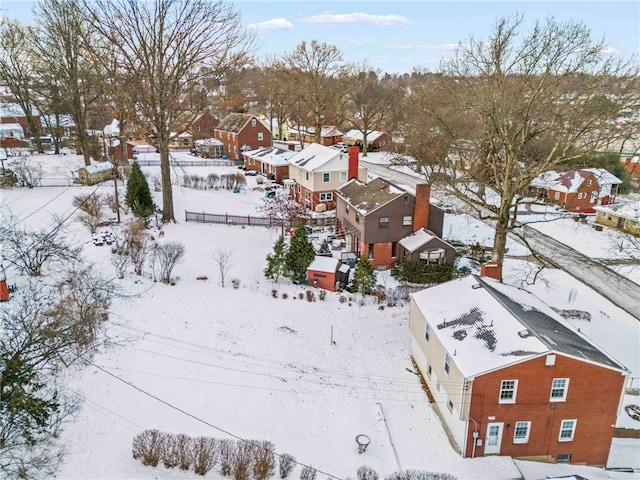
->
[466,354,625,465]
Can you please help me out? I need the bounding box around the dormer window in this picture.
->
[251,118,257,127]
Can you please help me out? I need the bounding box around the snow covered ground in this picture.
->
[1,153,638,480]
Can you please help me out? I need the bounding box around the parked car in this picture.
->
[244,169,258,176]
[331,143,348,153]
[436,202,456,213]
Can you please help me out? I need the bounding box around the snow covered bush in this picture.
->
[218,439,236,476]
[385,471,457,480]
[162,433,192,470]
[300,465,316,480]
[150,241,185,284]
[191,436,218,476]
[232,440,253,480]
[357,466,379,480]
[250,440,276,480]
[132,430,165,467]
[278,453,296,478]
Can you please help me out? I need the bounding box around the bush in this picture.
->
[232,440,253,480]
[279,453,296,479]
[218,438,236,476]
[207,173,220,189]
[385,471,457,480]
[357,466,379,480]
[282,293,288,299]
[192,436,218,476]
[319,290,326,301]
[132,429,165,467]
[251,440,276,480]
[300,465,316,480]
[306,290,315,302]
[173,434,193,470]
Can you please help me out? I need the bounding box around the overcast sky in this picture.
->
[2,1,639,74]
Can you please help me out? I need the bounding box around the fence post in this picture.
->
[225,213,228,225]
[248,215,251,226]
[185,210,187,222]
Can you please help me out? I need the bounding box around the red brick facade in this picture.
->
[465,354,626,465]
[214,115,272,163]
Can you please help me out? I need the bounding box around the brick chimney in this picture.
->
[348,146,359,180]
[480,261,502,281]
[413,183,431,231]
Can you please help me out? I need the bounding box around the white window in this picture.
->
[499,380,518,404]
[550,378,569,402]
[258,132,263,141]
[577,192,583,200]
[444,353,451,375]
[425,322,430,341]
[251,118,257,127]
[402,215,412,226]
[305,191,310,200]
[559,419,576,441]
[319,192,333,201]
[323,172,330,183]
[586,179,592,186]
[340,171,347,182]
[513,421,531,444]
[379,217,389,228]
[345,204,349,213]
[554,191,560,200]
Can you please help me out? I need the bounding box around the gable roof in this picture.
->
[594,200,640,221]
[289,125,343,137]
[336,177,411,216]
[399,228,448,253]
[216,113,255,133]
[287,143,342,173]
[411,275,626,378]
[344,130,387,142]
[243,146,294,167]
[531,168,622,193]
[308,256,339,273]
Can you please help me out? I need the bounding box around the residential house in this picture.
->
[168,131,193,150]
[193,138,224,159]
[620,152,640,179]
[594,201,640,235]
[287,144,367,212]
[77,162,114,185]
[530,168,622,213]
[1,102,41,138]
[0,123,25,140]
[214,113,272,163]
[307,256,340,292]
[398,228,456,265]
[288,125,343,146]
[242,146,294,182]
[111,139,155,160]
[335,178,446,269]
[343,129,392,151]
[410,272,628,466]
[190,112,218,141]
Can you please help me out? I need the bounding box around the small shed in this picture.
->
[77,161,114,185]
[307,256,340,292]
[398,228,456,265]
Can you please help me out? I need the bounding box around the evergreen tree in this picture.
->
[264,235,287,282]
[126,161,154,218]
[284,222,315,282]
[352,255,376,295]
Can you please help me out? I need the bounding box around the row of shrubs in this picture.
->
[271,290,327,301]
[179,173,248,190]
[132,430,295,478]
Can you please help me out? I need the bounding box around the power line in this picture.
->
[81,356,347,480]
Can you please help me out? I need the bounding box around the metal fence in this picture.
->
[185,210,281,228]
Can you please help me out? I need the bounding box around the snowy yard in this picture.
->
[1,154,638,479]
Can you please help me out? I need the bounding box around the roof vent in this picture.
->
[518,329,531,338]
[471,283,483,290]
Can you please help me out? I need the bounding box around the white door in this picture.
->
[485,422,503,455]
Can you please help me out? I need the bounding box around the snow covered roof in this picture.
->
[399,228,437,253]
[289,125,343,137]
[308,256,339,273]
[336,177,411,216]
[594,200,640,220]
[343,129,386,142]
[0,102,38,117]
[243,146,294,167]
[81,161,113,174]
[531,168,622,193]
[288,143,342,173]
[42,114,75,128]
[411,275,626,378]
[194,138,223,146]
[216,113,255,133]
[0,123,25,138]
[103,119,119,137]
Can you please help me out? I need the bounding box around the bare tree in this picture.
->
[10,157,43,188]
[0,19,43,152]
[256,196,311,236]
[73,192,105,234]
[343,63,397,156]
[118,219,151,275]
[210,247,236,287]
[87,0,254,223]
[0,219,81,276]
[256,57,296,140]
[284,41,348,144]
[34,0,105,166]
[151,241,185,284]
[250,440,276,480]
[407,15,639,276]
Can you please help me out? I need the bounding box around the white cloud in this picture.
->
[246,18,293,32]
[600,45,620,55]
[300,13,409,27]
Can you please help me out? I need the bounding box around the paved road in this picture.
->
[361,160,640,321]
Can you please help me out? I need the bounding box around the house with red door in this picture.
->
[287,144,367,212]
[214,113,272,163]
[530,168,622,213]
[409,272,629,466]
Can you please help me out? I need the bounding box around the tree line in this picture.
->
[1,1,638,272]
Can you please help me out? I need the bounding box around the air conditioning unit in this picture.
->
[315,203,327,212]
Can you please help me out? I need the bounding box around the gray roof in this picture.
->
[477,275,625,371]
[216,113,254,133]
[336,177,410,216]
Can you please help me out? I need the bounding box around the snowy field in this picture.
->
[1,154,638,479]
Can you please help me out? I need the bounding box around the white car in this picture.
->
[244,169,258,176]
[436,202,456,213]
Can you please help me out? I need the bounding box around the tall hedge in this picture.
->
[126,161,154,218]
